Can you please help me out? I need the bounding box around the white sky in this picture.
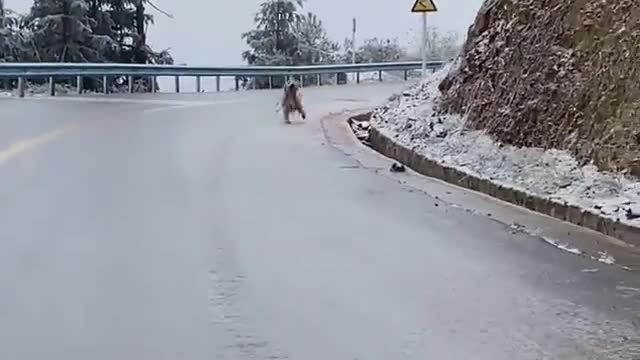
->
[5,0,484,66]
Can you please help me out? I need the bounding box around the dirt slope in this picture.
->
[438,0,640,177]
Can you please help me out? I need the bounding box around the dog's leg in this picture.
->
[283,107,291,124]
[294,97,306,120]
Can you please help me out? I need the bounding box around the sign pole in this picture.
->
[412,0,437,78]
[421,12,427,78]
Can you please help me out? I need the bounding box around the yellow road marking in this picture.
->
[0,97,242,166]
[0,125,76,166]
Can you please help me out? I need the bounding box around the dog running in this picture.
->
[279,80,307,124]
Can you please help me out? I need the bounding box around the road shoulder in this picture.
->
[319,109,640,272]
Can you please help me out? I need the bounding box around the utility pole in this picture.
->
[421,12,427,78]
[352,18,357,65]
[352,18,357,82]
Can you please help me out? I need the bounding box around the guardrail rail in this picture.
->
[0,60,446,97]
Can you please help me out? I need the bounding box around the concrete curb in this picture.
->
[353,114,640,247]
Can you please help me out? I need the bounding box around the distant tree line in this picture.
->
[242,0,460,89]
[0,0,172,91]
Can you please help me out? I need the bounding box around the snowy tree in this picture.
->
[349,37,405,64]
[405,26,461,60]
[242,0,341,88]
[292,12,339,65]
[0,0,172,92]
[0,1,33,62]
[25,0,107,62]
[242,0,305,66]
[5,0,172,90]
[95,0,172,65]
[8,0,172,65]
[427,28,461,60]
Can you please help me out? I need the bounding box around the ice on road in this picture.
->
[0,85,638,360]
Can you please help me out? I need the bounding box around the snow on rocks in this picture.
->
[370,64,640,229]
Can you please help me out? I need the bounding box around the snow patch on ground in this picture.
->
[358,71,421,84]
[0,82,80,98]
[541,237,584,256]
[370,63,640,229]
[596,252,616,265]
[541,236,619,266]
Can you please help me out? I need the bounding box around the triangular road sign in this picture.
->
[412,0,438,12]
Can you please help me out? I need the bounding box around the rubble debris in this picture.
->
[390,163,406,173]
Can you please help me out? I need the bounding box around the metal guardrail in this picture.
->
[0,60,446,97]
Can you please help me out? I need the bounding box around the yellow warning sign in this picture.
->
[411,0,437,12]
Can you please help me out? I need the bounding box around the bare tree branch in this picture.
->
[145,1,174,19]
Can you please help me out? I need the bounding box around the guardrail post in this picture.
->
[268,76,273,89]
[404,70,408,81]
[18,77,25,98]
[216,76,220,92]
[150,76,156,93]
[235,77,239,91]
[316,74,321,87]
[356,72,360,84]
[128,75,134,93]
[103,75,108,94]
[76,76,83,94]
[196,76,201,93]
[49,77,55,96]
[175,76,180,93]
[378,70,383,82]
[300,75,304,88]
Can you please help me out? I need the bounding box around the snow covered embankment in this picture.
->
[370,65,640,231]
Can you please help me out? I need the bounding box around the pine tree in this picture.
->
[242,0,305,66]
[86,0,120,61]
[242,0,342,88]
[0,1,29,62]
[25,0,104,62]
[293,12,339,65]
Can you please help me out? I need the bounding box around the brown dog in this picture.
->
[281,81,307,124]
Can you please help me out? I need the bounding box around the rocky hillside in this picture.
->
[438,0,640,177]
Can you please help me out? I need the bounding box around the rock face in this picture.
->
[438,0,640,177]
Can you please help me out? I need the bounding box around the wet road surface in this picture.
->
[0,84,638,360]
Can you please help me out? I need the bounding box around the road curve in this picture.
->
[0,84,638,360]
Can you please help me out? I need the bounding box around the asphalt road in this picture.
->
[0,84,638,360]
